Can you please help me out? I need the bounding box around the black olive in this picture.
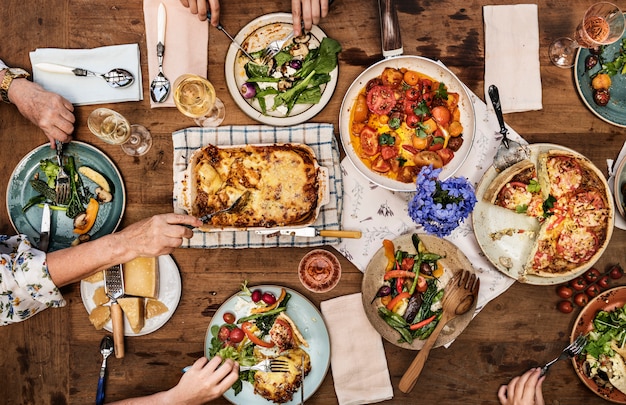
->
[420,262,433,276]
[585,54,599,70]
[593,88,610,106]
[403,293,423,323]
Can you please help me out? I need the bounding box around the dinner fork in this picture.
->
[240,358,291,373]
[54,140,70,205]
[260,31,294,65]
[540,334,587,376]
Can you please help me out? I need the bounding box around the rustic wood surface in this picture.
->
[1,1,624,404]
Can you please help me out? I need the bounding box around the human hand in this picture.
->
[498,368,545,405]
[180,0,220,26]
[8,78,74,148]
[168,357,239,403]
[115,213,203,259]
[292,0,330,36]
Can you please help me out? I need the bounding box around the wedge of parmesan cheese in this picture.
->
[118,297,145,334]
[83,270,104,283]
[92,286,110,306]
[89,306,110,330]
[145,299,168,319]
[123,257,159,298]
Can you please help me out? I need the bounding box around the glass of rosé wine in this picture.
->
[549,2,625,68]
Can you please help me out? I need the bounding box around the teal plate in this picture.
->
[6,141,125,251]
[205,285,330,404]
[574,27,626,128]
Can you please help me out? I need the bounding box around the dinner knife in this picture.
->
[39,203,51,252]
[256,227,362,239]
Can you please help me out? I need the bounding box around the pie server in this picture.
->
[256,227,362,238]
[104,265,125,358]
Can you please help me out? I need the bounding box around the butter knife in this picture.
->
[39,203,51,252]
[256,227,362,239]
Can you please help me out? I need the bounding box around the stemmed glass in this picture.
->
[87,108,153,156]
[173,74,225,127]
[549,2,625,68]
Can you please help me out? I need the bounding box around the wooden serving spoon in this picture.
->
[399,269,480,393]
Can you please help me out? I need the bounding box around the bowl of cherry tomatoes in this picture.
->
[339,56,475,191]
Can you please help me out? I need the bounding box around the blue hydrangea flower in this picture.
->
[408,165,477,238]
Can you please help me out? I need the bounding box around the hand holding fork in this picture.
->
[540,334,587,376]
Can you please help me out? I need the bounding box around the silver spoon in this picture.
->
[35,62,134,88]
[150,2,170,103]
[95,336,114,405]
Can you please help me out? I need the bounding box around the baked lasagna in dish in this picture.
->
[182,143,325,230]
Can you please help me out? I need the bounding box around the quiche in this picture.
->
[182,143,324,230]
[483,150,613,278]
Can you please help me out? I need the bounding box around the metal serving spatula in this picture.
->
[104,265,125,358]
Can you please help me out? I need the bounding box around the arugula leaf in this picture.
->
[272,70,316,111]
[297,37,341,78]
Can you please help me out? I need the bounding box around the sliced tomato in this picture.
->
[435,148,455,165]
[381,145,398,160]
[413,151,443,168]
[371,155,391,173]
[360,125,380,156]
[367,85,396,115]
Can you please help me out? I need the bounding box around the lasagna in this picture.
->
[189,143,321,229]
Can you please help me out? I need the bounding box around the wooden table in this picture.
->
[1,1,624,404]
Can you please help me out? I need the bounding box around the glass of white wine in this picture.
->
[549,2,625,68]
[173,74,225,127]
[87,108,153,156]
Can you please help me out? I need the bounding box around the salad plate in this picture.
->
[205,285,330,404]
[224,13,338,126]
[574,26,626,128]
[6,141,125,251]
[361,233,476,350]
[80,255,182,336]
[572,286,626,403]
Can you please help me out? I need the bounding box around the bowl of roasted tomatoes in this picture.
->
[339,56,475,191]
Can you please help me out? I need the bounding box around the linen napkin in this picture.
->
[172,123,343,248]
[484,4,543,113]
[144,0,209,108]
[29,44,142,105]
[607,140,626,230]
[336,76,517,315]
[321,293,393,405]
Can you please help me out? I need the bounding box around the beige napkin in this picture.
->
[29,44,142,105]
[484,4,542,113]
[144,0,209,108]
[321,293,393,405]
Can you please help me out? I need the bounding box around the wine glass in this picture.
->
[173,74,225,127]
[549,2,625,68]
[87,108,153,156]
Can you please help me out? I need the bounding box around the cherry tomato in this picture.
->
[435,148,455,166]
[262,292,277,305]
[371,155,391,173]
[359,125,380,156]
[352,94,369,122]
[251,289,263,303]
[380,67,404,87]
[584,268,601,283]
[431,106,451,126]
[574,293,589,307]
[405,87,421,101]
[403,70,420,86]
[557,300,574,314]
[586,284,601,298]
[406,113,420,128]
[556,285,573,299]
[229,327,245,343]
[222,312,236,324]
[380,145,398,160]
[597,275,610,289]
[570,277,587,291]
[610,265,624,279]
[404,99,420,115]
[218,325,231,342]
[366,85,396,115]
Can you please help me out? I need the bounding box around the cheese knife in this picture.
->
[256,227,362,239]
[39,203,51,252]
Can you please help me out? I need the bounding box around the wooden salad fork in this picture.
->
[399,270,480,393]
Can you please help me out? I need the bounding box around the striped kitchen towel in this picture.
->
[172,123,343,248]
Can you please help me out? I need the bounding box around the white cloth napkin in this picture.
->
[484,4,542,113]
[143,0,209,108]
[607,140,626,230]
[321,293,393,405]
[336,78,517,315]
[29,44,142,105]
